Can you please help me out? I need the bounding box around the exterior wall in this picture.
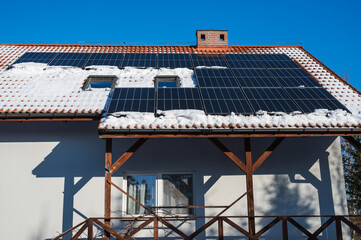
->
[196,30,228,47]
[0,122,349,239]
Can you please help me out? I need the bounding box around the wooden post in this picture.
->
[104,139,112,240]
[154,217,158,240]
[244,137,255,236]
[282,217,288,240]
[218,217,224,240]
[87,219,93,240]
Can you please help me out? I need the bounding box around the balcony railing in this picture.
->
[53,215,361,240]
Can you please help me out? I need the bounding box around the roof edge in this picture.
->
[299,46,361,97]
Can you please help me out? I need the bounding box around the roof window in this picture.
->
[82,75,118,90]
[220,34,225,41]
[155,75,180,88]
[201,34,206,41]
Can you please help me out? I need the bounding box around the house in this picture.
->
[0,30,360,240]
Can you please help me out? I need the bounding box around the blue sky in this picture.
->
[1,0,360,90]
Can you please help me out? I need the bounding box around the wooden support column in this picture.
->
[244,137,255,236]
[104,139,112,240]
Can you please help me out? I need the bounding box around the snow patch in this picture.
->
[99,109,361,129]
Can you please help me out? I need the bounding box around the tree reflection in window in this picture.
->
[127,175,156,215]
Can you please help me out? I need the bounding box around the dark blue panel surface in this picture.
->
[49,53,91,68]
[12,52,58,65]
[232,69,280,87]
[256,54,301,69]
[191,54,228,67]
[195,68,239,88]
[122,53,157,68]
[243,88,300,113]
[158,54,193,68]
[85,53,124,67]
[200,88,253,114]
[286,87,350,113]
[107,88,155,113]
[157,88,203,111]
[269,69,322,87]
[226,54,264,68]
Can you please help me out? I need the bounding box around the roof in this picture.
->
[0,43,360,135]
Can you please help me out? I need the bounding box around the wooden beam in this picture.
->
[244,137,255,236]
[104,139,112,240]
[209,138,247,173]
[110,138,147,175]
[252,137,284,173]
[343,136,361,153]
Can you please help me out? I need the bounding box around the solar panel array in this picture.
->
[49,53,91,68]
[107,88,155,113]
[11,52,349,115]
[12,52,58,65]
[157,88,203,111]
[85,53,124,67]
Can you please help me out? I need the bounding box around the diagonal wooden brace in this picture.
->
[209,138,247,173]
[110,138,147,175]
[252,137,284,173]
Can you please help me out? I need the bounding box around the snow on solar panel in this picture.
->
[157,88,203,111]
[200,88,253,115]
[232,69,280,87]
[243,88,300,113]
[12,52,58,65]
[226,54,264,69]
[195,68,239,88]
[121,53,157,68]
[49,53,91,68]
[256,54,301,69]
[191,54,228,67]
[286,87,350,113]
[269,69,322,87]
[107,88,155,113]
[157,54,193,68]
[85,53,124,67]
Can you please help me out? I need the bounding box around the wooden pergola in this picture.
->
[94,131,361,240]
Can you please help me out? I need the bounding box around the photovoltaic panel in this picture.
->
[157,54,193,68]
[269,69,322,87]
[107,88,155,113]
[85,53,124,67]
[232,69,280,87]
[121,53,157,68]
[12,52,58,65]
[256,54,301,69]
[191,54,228,67]
[200,88,253,114]
[49,53,91,68]
[195,68,239,88]
[243,88,300,113]
[286,87,350,113]
[157,88,203,111]
[225,54,264,68]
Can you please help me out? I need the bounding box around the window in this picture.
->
[220,34,225,41]
[124,173,194,215]
[201,34,206,41]
[82,75,117,90]
[154,75,180,88]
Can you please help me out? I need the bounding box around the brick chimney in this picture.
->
[196,30,228,48]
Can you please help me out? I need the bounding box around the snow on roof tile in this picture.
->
[0,44,360,130]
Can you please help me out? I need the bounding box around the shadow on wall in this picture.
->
[28,131,341,240]
[255,137,337,240]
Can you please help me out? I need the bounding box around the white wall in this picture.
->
[0,122,348,239]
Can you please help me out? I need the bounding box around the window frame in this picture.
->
[154,75,181,88]
[122,171,195,216]
[82,75,118,90]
